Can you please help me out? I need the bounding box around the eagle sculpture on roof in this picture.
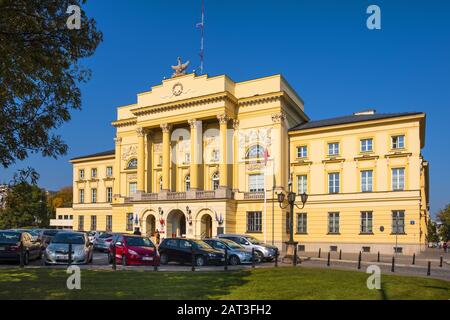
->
[171,57,190,78]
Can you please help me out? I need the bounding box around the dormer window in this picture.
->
[127,158,137,169]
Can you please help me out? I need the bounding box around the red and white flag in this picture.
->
[263,148,270,166]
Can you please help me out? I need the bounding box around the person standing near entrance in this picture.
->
[133,227,142,235]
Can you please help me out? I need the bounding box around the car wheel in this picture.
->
[24,252,29,265]
[195,256,205,267]
[160,253,169,265]
[254,251,264,263]
[229,255,240,266]
[121,255,127,266]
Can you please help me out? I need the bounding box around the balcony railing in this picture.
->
[243,192,265,199]
[167,192,186,200]
[196,191,216,199]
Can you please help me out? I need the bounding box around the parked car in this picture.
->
[10,229,41,242]
[44,231,93,265]
[87,231,106,244]
[38,229,61,248]
[95,232,121,252]
[203,238,253,265]
[217,234,278,261]
[0,230,42,264]
[158,238,225,266]
[108,234,159,266]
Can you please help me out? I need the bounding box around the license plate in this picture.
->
[56,255,67,260]
[142,257,153,261]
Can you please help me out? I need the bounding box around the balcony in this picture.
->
[129,188,233,202]
[50,219,73,227]
[243,192,265,200]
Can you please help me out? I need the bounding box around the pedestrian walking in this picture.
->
[155,229,160,245]
[443,242,448,253]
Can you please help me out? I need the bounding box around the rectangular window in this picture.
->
[328,212,340,234]
[91,168,97,179]
[106,215,112,232]
[106,187,113,203]
[78,216,84,231]
[361,170,373,192]
[129,182,137,195]
[360,138,373,152]
[328,142,339,156]
[297,175,307,194]
[392,210,405,234]
[249,174,264,192]
[126,213,133,231]
[328,173,340,194]
[106,166,113,177]
[297,213,307,234]
[91,188,97,203]
[79,169,85,180]
[361,211,373,234]
[296,146,307,158]
[90,215,97,231]
[392,135,405,149]
[392,168,405,191]
[79,189,84,204]
[246,211,262,233]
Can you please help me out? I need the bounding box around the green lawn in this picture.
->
[0,267,448,300]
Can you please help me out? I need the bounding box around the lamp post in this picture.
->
[277,178,308,265]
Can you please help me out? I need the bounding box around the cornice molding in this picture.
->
[112,118,137,128]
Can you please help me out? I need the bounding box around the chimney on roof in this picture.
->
[353,109,376,116]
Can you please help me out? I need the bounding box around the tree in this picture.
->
[437,204,450,242]
[47,186,73,217]
[0,0,102,167]
[426,220,439,243]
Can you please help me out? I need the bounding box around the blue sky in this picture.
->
[1,0,449,217]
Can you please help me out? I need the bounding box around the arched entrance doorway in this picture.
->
[167,210,186,238]
[146,215,156,237]
[201,214,213,238]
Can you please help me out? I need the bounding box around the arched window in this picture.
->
[127,158,137,169]
[246,145,265,159]
[212,172,219,190]
[185,175,191,191]
[159,176,163,192]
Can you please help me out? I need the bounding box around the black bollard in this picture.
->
[112,245,116,270]
[293,245,298,266]
[275,249,278,267]
[327,252,330,267]
[357,251,361,269]
[412,253,415,265]
[377,251,380,262]
[318,248,321,258]
[19,240,24,268]
[427,261,431,276]
[224,247,228,271]
[252,248,256,268]
[191,246,195,272]
[153,246,158,271]
[391,256,395,273]
[339,249,342,260]
[68,243,72,266]
[440,256,443,268]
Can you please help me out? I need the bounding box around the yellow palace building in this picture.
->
[53,66,429,255]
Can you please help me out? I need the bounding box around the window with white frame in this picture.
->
[249,174,264,192]
[106,215,113,232]
[129,182,137,195]
[297,213,307,234]
[246,211,262,232]
[106,166,113,177]
[361,170,373,192]
[297,175,307,195]
[212,172,219,190]
[328,212,340,234]
[246,145,265,159]
[360,211,373,233]
[106,187,113,203]
[297,146,307,158]
[360,138,373,152]
[79,169,85,180]
[328,142,339,156]
[392,168,405,191]
[91,168,97,179]
[79,189,84,204]
[127,158,137,169]
[391,135,405,149]
[392,210,405,234]
[91,188,97,203]
[328,173,340,194]
[185,175,190,191]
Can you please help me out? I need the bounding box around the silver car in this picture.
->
[204,238,253,265]
[45,232,93,265]
[217,234,278,262]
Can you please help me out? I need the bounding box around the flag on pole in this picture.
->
[263,148,270,166]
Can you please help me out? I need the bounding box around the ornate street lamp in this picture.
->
[277,177,308,265]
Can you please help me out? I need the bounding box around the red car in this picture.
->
[108,234,160,266]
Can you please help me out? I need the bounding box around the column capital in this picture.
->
[114,136,122,145]
[217,113,231,125]
[136,127,147,137]
[188,119,198,129]
[160,123,173,133]
[271,112,286,124]
[232,119,240,130]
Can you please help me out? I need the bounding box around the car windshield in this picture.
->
[27,230,40,236]
[192,240,211,249]
[0,232,20,243]
[125,236,154,247]
[43,230,59,236]
[221,239,243,249]
[52,233,85,244]
[246,236,262,245]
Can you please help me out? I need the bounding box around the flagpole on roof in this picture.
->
[196,0,205,75]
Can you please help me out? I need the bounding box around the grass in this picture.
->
[0,267,448,300]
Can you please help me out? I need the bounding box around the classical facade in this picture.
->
[54,71,429,255]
